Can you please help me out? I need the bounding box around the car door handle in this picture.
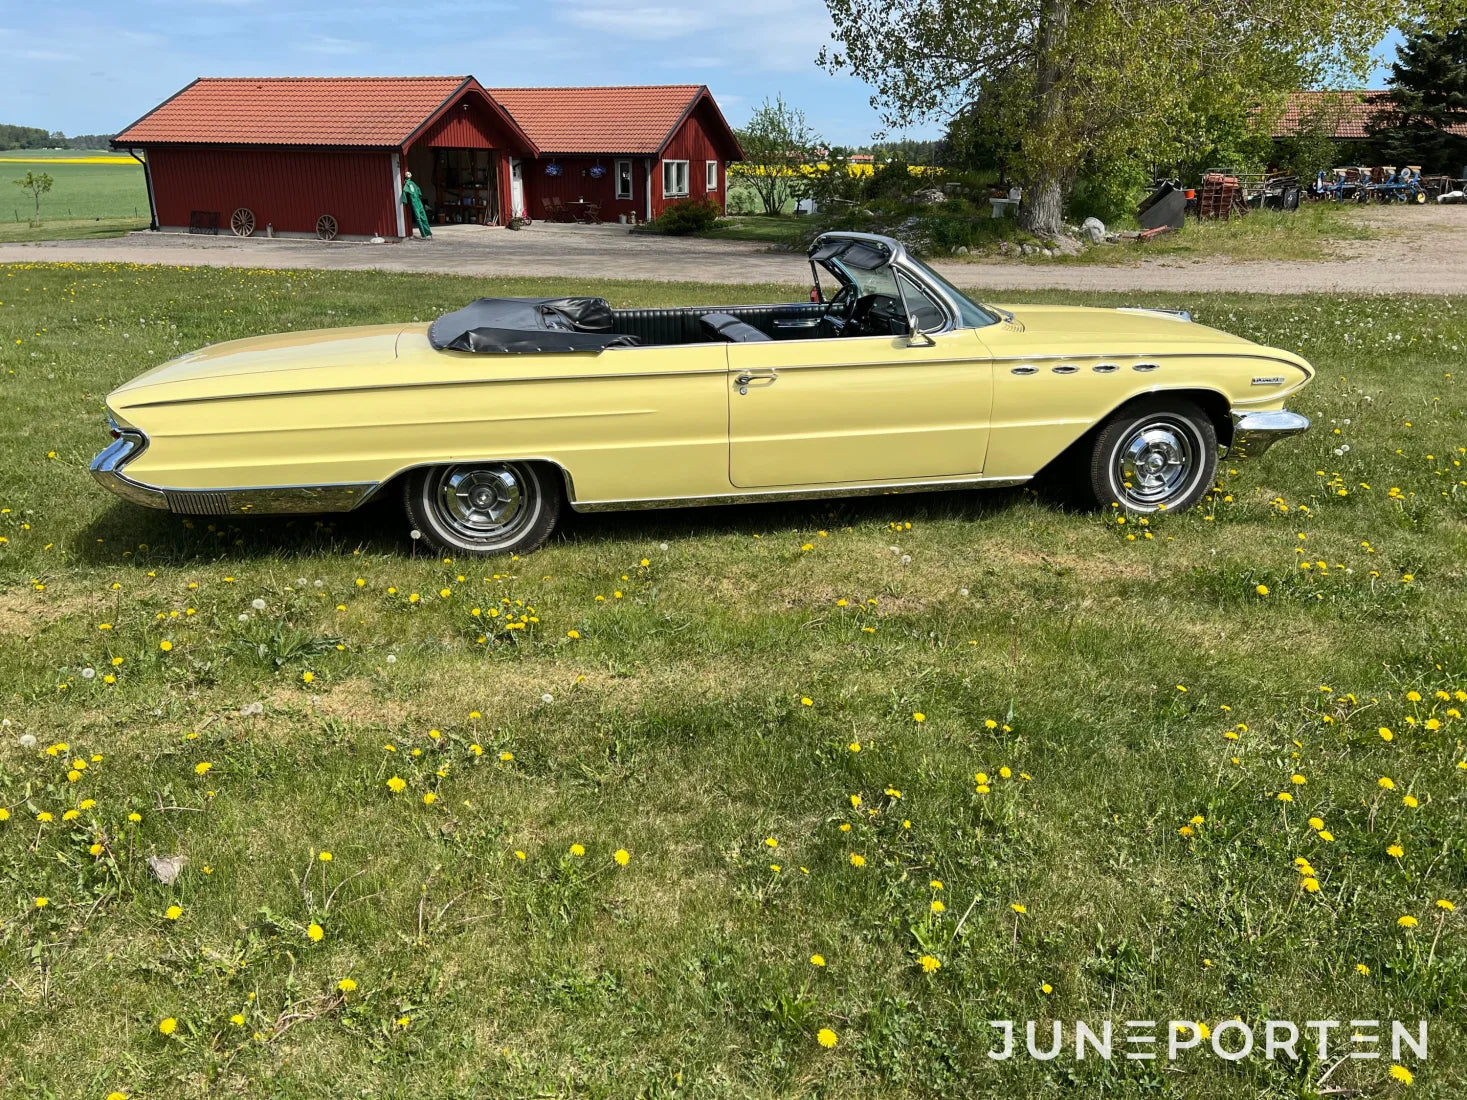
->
[734,369,777,393]
[772,318,820,329]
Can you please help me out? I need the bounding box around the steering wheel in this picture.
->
[820,284,858,335]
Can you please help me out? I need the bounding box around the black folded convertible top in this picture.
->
[428,297,641,354]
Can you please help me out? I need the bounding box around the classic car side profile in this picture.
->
[92,232,1313,556]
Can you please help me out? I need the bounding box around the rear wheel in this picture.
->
[403,462,562,556]
[1086,399,1217,514]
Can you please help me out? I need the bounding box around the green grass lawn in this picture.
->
[1,264,1464,1098]
[4,150,149,238]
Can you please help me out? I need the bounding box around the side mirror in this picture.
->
[906,313,935,347]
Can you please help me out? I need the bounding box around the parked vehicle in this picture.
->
[92,232,1314,555]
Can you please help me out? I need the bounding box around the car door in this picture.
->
[726,328,993,488]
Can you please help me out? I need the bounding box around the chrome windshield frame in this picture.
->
[807,231,999,334]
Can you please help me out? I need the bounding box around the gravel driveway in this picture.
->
[3,206,1465,294]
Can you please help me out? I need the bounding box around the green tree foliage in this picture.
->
[12,171,54,222]
[1371,22,1467,173]
[1,125,118,150]
[821,0,1465,234]
[731,95,822,214]
[0,124,52,150]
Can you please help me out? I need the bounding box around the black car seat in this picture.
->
[699,312,773,343]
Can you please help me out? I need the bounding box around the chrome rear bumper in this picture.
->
[90,433,168,509]
[1229,409,1310,459]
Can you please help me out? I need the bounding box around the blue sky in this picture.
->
[1,1,1405,145]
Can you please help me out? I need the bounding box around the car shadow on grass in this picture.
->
[78,485,1048,566]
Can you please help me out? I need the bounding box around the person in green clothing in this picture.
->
[401,171,431,238]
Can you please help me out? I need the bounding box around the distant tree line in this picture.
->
[1,124,116,150]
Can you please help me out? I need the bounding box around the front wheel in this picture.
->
[1086,400,1217,514]
[403,462,562,556]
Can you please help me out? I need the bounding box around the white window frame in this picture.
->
[615,159,633,200]
[705,160,718,191]
[662,159,689,198]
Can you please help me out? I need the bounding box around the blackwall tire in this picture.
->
[403,462,562,556]
[1086,399,1217,514]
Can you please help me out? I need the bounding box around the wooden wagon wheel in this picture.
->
[316,214,338,241]
[230,207,256,237]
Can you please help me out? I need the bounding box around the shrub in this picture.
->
[655,199,722,235]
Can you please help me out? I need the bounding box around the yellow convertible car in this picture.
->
[92,232,1313,556]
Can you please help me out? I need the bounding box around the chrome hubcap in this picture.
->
[1115,420,1197,508]
[432,464,533,542]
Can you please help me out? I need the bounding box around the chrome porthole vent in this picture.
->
[1052,364,1079,375]
[1093,363,1119,374]
[1133,362,1161,373]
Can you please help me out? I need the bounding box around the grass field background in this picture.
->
[0,264,1464,1097]
[3,150,148,242]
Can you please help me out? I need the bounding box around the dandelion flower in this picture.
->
[913,712,925,723]
[1041,982,1053,994]
[1389,1064,1413,1085]
[918,954,941,973]
[1011,903,1027,914]
[337,978,356,993]
[765,837,778,848]
[569,843,585,857]
[159,640,173,652]
[810,954,826,967]
[422,792,437,805]
[230,1014,245,1026]
[1255,584,1269,596]
[387,776,406,792]
[318,851,332,862]
[1355,962,1370,975]
[931,899,946,913]
[1379,776,1396,790]
[1387,844,1404,859]
[158,1017,177,1036]
[1277,792,1293,802]
[34,896,49,908]
[849,853,866,867]
[165,905,182,920]
[1437,899,1456,912]
[1398,915,1419,928]
[613,848,630,866]
[307,923,324,942]
[817,1028,838,1049]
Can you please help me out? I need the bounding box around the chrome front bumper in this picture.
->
[90,433,168,509]
[1229,409,1310,459]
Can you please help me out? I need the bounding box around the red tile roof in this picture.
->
[1272,90,1467,139]
[115,76,478,147]
[487,84,735,156]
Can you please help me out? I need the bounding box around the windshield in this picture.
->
[811,237,998,329]
[903,254,999,328]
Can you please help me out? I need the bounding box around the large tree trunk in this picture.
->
[1020,0,1071,237]
[1021,175,1065,236]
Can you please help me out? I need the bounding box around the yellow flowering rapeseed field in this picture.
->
[0,263,1463,1097]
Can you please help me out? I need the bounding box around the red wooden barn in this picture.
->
[111,77,742,240]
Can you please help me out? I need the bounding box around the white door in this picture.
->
[509,158,525,219]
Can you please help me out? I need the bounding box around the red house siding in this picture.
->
[145,146,398,238]
[523,155,651,223]
[652,104,729,219]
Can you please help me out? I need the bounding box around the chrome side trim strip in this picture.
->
[1228,409,1311,459]
[161,484,378,515]
[569,475,1032,513]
